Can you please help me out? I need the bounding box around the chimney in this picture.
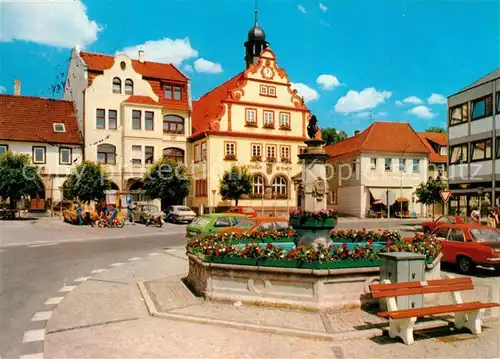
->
[354,130,360,136]
[138,49,145,63]
[14,79,21,96]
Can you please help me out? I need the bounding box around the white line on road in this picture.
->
[19,353,44,359]
[31,311,53,322]
[27,243,59,248]
[92,268,107,274]
[58,285,77,292]
[44,297,64,305]
[22,329,45,343]
[110,262,124,267]
[128,257,142,261]
[148,253,159,256]
[74,277,92,282]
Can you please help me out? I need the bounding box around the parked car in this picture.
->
[223,206,257,218]
[165,205,196,223]
[412,223,500,274]
[63,204,98,225]
[186,213,245,239]
[133,204,165,224]
[218,217,292,236]
[420,215,478,234]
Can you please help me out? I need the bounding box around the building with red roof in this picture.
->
[188,13,311,213]
[64,47,190,198]
[0,88,83,205]
[324,122,432,218]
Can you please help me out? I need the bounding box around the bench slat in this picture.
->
[371,282,474,298]
[369,277,471,292]
[377,301,500,319]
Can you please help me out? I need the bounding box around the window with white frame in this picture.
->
[145,146,154,165]
[59,148,72,165]
[412,159,420,173]
[384,158,392,172]
[272,176,287,196]
[112,77,121,93]
[399,158,406,172]
[32,146,46,164]
[263,111,274,127]
[246,109,257,125]
[132,110,141,130]
[97,144,116,164]
[124,79,134,95]
[268,86,276,96]
[252,175,264,195]
[266,145,276,159]
[225,142,236,155]
[53,123,66,132]
[96,109,106,129]
[132,145,142,165]
[194,144,200,162]
[279,112,290,128]
[370,158,377,171]
[108,110,117,130]
[201,142,207,161]
[259,85,268,95]
[252,144,262,157]
[280,146,290,161]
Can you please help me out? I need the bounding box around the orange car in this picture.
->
[218,216,291,236]
[223,206,257,218]
[412,223,500,274]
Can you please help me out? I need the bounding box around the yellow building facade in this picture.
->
[188,48,311,214]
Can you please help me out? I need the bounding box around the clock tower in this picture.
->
[244,8,270,69]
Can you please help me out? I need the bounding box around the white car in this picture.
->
[165,205,196,223]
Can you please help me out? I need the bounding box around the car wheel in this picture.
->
[457,256,475,274]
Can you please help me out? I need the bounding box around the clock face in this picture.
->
[262,66,274,79]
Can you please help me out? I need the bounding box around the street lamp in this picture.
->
[400,144,411,218]
[478,187,484,223]
[211,189,216,213]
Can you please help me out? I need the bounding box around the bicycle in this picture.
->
[145,214,163,228]
[97,216,125,228]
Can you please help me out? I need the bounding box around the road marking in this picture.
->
[31,311,53,321]
[165,248,177,253]
[92,268,107,274]
[74,277,91,282]
[44,297,64,305]
[19,353,43,359]
[22,329,45,343]
[148,253,159,256]
[128,257,142,261]
[28,243,58,248]
[58,285,76,292]
[110,262,124,267]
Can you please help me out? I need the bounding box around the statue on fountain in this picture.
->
[307,115,323,140]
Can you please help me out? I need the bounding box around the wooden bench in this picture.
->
[369,277,499,345]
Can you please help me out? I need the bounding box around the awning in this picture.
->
[368,188,387,200]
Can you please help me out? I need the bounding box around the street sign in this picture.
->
[440,190,452,204]
[126,195,132,203]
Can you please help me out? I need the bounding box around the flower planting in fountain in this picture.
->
[187,232,441,269]
[329,228,401,243]
[289,208,338,228]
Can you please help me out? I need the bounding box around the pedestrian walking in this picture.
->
[487,207,498,228]
[127,200,135,225]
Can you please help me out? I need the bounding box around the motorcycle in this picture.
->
[97,216,125,228]
[146,214,164,228]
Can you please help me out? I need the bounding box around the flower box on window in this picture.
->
[164,128,184,135]
[263,123,274,129]
[275,193,288,199]
[281,158,291,164]
[266,156,277,163]
[279,125,291,131]
[224,154,237,161]
[251,155,262,162]
[249,193,264,199]
[246,122,258,127]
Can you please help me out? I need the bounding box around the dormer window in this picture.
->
[125,79,134,95]
[53,123,66,132]
[112,77,122,93]
[164,84,182,100]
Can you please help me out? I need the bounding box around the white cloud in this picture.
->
[407,105,437,119]
[353,112,371,118]
[428,93,447,105]
[319,2,328,12]
[297,4,306,13]
[403,96,423,105]
[0,0,101,48]
[194,58,223,74]
[352,111,387,119]
[183,64,194,73]
[116,37,199,67]
[0,86,6,94]
[395,100,404,107]
[316,74,340,90]
[334,87,392,113]
[291,83,319,103]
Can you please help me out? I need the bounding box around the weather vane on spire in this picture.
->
[254,0,259,24]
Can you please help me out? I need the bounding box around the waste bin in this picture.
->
[379,252,425,310]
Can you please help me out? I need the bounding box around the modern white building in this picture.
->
[0,88,83,206]
[325,122,430,218]
[447,69,500,215]
[63,48,191,206]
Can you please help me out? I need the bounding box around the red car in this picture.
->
[425,224,500,274]
[224,206,257,218]
[420,215,477,234]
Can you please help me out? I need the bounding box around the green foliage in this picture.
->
[415,178,447,206]
[321,127,348,145]
[0,152,44,207]
[65,161,110,202]
[143,158,190,203]
[425,126,446,133]
[219,165,252,206]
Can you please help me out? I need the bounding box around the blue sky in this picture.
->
[1,0,498,135]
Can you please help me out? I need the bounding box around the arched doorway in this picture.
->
[110,182,119,191]
[163,147,185,164]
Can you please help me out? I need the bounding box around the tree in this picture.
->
[65,161,111,202]
[425,127,446,133]
[143,158,190,206]
[321,127,348,145]
[414,178,447,220]
[0,152,44,216]
[219,165,252,206]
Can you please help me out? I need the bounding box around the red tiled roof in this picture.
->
[325,122,430,159]
[80,51,187,82]
[0,95,82,145]
[122,95,160,106]
[418,132,448,164]
[191,72,244,135]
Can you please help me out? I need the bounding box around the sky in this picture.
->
[1,0,499,135]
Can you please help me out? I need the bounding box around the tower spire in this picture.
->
[254,0,258,25]
[244,0,269,68]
